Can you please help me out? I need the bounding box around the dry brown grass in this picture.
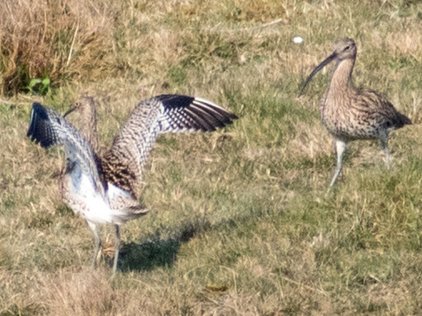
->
[1,0,422,314]
[0,0,115,95]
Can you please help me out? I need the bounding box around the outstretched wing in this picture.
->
[27,102,105,196]
[102,94,238,196]
[156,95,238,132]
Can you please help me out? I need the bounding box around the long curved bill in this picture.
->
[63,106,76,118]
[299,52,337,95]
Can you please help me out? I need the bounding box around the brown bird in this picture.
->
[27,95,238,273]
[300,38,411,187]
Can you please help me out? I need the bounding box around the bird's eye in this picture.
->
[344,45,350,51]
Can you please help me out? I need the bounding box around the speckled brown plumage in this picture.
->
[301,38,411,187]
[27,94,238,272]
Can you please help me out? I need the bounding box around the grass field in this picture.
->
[1,0,422,314]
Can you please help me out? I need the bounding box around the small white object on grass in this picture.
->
[293,36,304,44]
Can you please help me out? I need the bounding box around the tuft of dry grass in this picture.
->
[42,270,118,316]
[0,0,115,95]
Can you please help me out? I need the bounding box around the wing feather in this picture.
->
[355,89,412,129]
[102,94,238,196]
[27,102,105,196]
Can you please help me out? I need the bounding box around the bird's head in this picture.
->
[300,38,357,95]
[63,96,96,118]
[332,38,357,61]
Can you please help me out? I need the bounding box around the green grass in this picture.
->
[1,0,422,314]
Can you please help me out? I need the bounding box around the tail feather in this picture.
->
[392,111,412,129]
[397,112,412,127]
[112,206,149,223]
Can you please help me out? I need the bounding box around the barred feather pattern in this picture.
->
[320,51,411,141]
[302,38,411,187]
[26,95,237,272]
[27,103,105,197]
[28,95,237,214]
[102,94,238,197]
[27,103,146,222]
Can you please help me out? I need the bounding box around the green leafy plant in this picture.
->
[27,77,51,96]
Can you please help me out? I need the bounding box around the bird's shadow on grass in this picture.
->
[117,204,270,272]
[118,219,212,272]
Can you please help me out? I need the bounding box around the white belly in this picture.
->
[62,173,117,225]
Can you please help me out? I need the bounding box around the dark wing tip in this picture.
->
[158,94,238,132]
[189,97,238,132]
[27,102,57,148]
[156,94,194,107]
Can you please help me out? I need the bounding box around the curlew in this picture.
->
[27,94,238,273]
[300,38,411,187]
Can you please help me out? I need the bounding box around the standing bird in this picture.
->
[27,95,238,273]
[300,38,411,187]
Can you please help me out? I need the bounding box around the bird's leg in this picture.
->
[379,132,392,168]
[87,221,102,268]
[112,224,121,274]
[329,139,347,188]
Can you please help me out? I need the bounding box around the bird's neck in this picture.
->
[80,105,99,152]
[329,58,355,93]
